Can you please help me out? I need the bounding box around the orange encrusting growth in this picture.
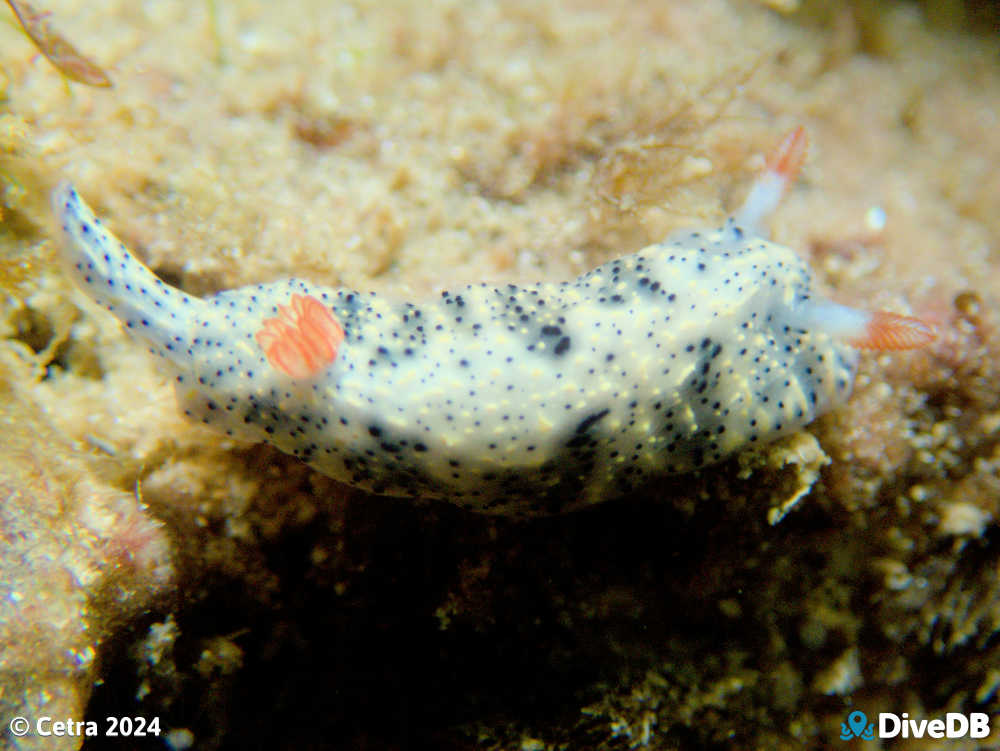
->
[255,294,345,378]
[848,311,937,351]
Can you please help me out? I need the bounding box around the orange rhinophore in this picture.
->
[848,310,937,351]
[734,126,810,233]
[766,125,808,183]
[255,294,345,379]
[5,0,112,87]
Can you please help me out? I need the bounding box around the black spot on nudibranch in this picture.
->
[574,408,610,435]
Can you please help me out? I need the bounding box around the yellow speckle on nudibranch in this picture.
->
[53,129,934,515]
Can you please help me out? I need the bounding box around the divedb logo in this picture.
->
[840,710,991,741]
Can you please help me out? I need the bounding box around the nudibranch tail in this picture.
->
[53,182,202,368]
[734,126,808,236]
[254,293,345,378]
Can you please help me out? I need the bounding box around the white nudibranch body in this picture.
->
[53,129,934,515]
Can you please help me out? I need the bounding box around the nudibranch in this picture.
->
[54,128,933,514]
